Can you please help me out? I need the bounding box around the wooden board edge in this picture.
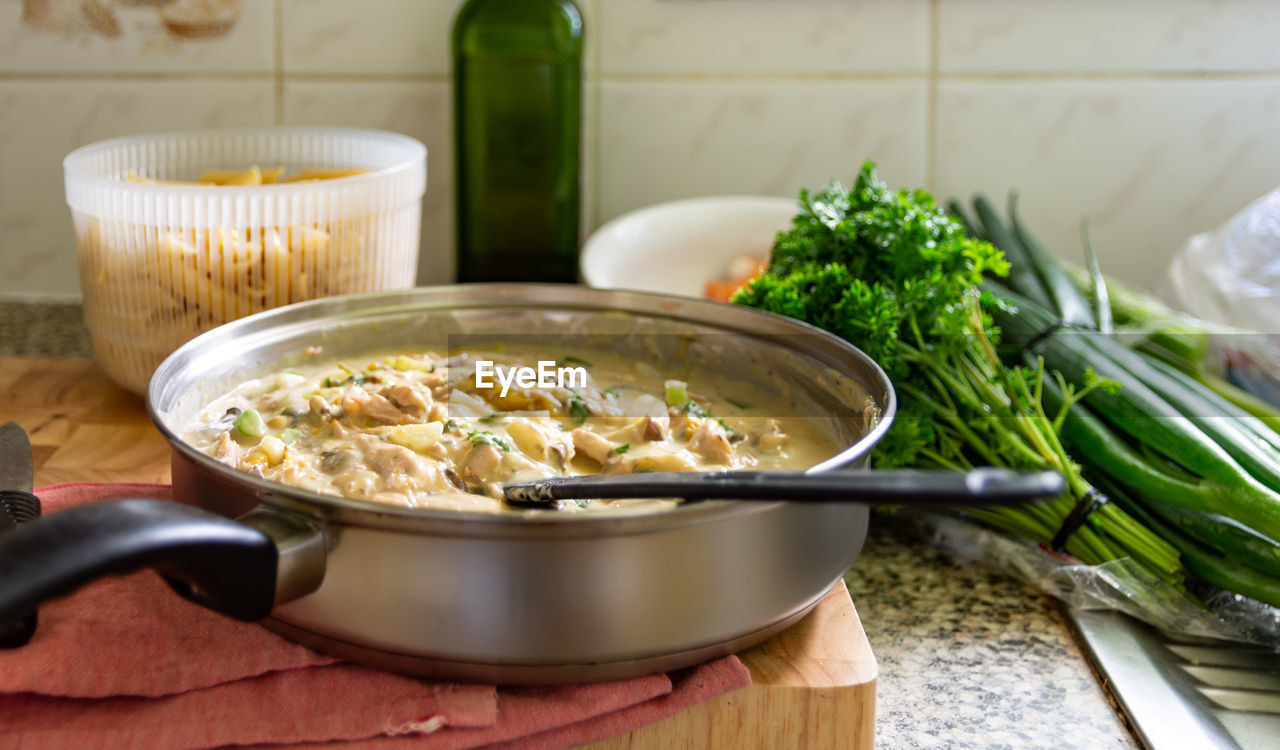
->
[584,582,878,748]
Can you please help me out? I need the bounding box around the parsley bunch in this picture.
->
[733,162,1183,580]
[733,161,1008,469]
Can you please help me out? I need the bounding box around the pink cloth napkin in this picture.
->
[0,483,752,750]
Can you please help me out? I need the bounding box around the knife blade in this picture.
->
[0,421,41,647]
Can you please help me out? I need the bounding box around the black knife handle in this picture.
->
[0,489,40,524]
[0,488,41,647]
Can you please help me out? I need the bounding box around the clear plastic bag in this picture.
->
[1162,188,1280,405]
[906,511,1280,646]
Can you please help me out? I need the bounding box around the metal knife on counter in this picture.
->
[1073,609,1280,750]
[0,421,41,647]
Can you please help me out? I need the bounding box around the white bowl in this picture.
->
[581,196,795,298]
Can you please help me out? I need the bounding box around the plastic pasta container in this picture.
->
[64,127,427,396]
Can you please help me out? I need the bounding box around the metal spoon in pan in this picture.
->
[502,467,1065,510]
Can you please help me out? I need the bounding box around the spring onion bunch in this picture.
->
[966,195,1280,608]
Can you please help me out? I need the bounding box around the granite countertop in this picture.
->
[846,518,1137,750]
[0,298,1138,750]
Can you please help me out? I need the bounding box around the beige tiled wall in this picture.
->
[2,0,1278,299]
[933,0,1280,289]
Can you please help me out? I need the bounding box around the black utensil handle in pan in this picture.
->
[0,498,278,628]
[0,488,42,647]
[511,467,1066,505]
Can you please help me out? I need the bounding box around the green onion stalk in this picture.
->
[1060,263,1280,434]
[900,291,1182,582]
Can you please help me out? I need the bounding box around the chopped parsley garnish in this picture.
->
[678,399,709,418]
[323,372,366,388]
[614,444,631,454]
[468,430,512,452]
[567,396,591,421]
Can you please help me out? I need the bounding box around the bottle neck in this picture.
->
[454,0,583,58]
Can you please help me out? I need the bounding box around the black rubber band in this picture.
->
[1022,319,1066,354]
[1051,488,1108,553]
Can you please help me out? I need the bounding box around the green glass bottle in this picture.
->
[452,0,583,283]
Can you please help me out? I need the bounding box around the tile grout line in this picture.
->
[926,0,939,192]
[588,70,1280,83]
[1,70,1278,84]
[273,0,284,125]
[0,72,280,82]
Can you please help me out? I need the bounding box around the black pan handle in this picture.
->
[0,499,283,626]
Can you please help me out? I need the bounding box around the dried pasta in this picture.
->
[74,165,412,395]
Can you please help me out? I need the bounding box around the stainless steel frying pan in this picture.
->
[0,285,1047,684]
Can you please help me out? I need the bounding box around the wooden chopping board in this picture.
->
[0,355,878,749]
